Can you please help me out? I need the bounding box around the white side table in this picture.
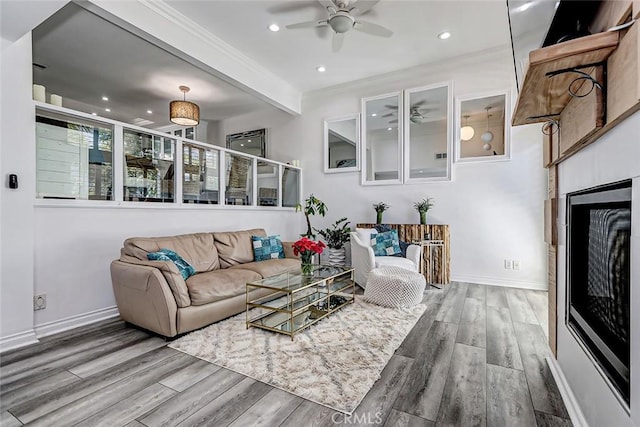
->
[412,239,446,289]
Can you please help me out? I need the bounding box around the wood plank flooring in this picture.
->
[0,282,572,426]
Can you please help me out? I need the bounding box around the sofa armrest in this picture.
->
[110,260,178,337]
[406,244,422,269]
[119,254,191,307]
[350,232,375,288]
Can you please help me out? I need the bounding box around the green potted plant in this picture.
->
[373,202,390,224]
[296,194,327,238]
[314,217,351,266]
[413,197,434,225]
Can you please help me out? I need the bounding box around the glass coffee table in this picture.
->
[246,265,355,340]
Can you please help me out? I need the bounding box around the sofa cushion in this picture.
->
[214,228,266,268]
[123,232,219,273]
[252,235,285,261]
[185,268,261,305]
[229,258,301,278]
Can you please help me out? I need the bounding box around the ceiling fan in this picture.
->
[285,0,393,52]
[382,101,435,124]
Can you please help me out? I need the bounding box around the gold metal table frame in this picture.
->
[245,265,355,340]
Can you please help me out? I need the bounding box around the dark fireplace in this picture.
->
[567,179,632,405]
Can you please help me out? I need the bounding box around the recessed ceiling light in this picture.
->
[316,66,326,73]
[437,31,451,40]
[91,112,97,116]
[240,143,245,147]
[371,113,377,117]
[147,110,153,114]
[387,127,393,131]
[248,139,252,142]
[105,108,111,112]
[268,23,280,32]
[101,96,109,101]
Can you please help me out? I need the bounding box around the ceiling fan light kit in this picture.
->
[170,85,200,126]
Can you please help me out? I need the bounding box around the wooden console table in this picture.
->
[356,223,450,285]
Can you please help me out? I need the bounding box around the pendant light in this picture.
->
[481,106,494,149]
[460,115,474,141]
[170,85,200,126]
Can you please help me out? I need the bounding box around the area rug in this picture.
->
[168,297,426,414]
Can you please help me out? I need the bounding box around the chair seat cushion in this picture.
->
[375,256,417,271]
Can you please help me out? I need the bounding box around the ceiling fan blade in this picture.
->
[412,100,427,108]
[350,0,380,16]
[332,32,345,52]
[354,20,393,37]
[384,104,398,109]
[389,119,398,124]
[286,20,329,30]
[381,112,394,118]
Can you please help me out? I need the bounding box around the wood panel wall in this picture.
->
[356,223,451,285]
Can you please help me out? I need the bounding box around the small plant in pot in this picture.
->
[373,202,390,224]
[314,217,351,266]
[413,197,434,225]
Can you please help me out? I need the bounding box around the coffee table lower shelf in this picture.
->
[247,295,354,338]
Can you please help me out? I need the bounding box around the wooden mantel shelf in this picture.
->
[512,31,620,126]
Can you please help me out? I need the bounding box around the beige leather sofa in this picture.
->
[110,228,300,337]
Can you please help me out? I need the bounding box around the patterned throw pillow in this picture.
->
[252,235,285,261]
[375,224,409,257]
[371,230,401,256]
[147,248,196,280]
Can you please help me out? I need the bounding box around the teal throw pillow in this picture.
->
[252,235,285,261]
[147,248,196,280]
[371,230,401,256]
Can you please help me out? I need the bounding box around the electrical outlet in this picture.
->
[504,259,513,269]
[34,294,46,311]
[513,260,521,270]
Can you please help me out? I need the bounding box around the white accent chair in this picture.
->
[349,230,422,288]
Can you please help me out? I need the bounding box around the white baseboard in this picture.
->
[0,329,39,353]
[546,356,588,427]
[35,306,120,338]
[451,274,547,290]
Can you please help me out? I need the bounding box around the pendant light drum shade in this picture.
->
[170,86,200,126]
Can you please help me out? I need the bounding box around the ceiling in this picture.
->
[29,0,528,130]
[166,0,513,93]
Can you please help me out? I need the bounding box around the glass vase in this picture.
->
[419,211,427,225]
[376,211,383,224]
[301,262,314,276]
[300,253,314,276]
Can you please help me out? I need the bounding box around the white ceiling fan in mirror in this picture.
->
[285,0,393,52]
[382,100,436,124]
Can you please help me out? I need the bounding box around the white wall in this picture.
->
[33,206,302,327]
[220,47,548,290]
[0,32,38,349]
[556,111,640,427]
